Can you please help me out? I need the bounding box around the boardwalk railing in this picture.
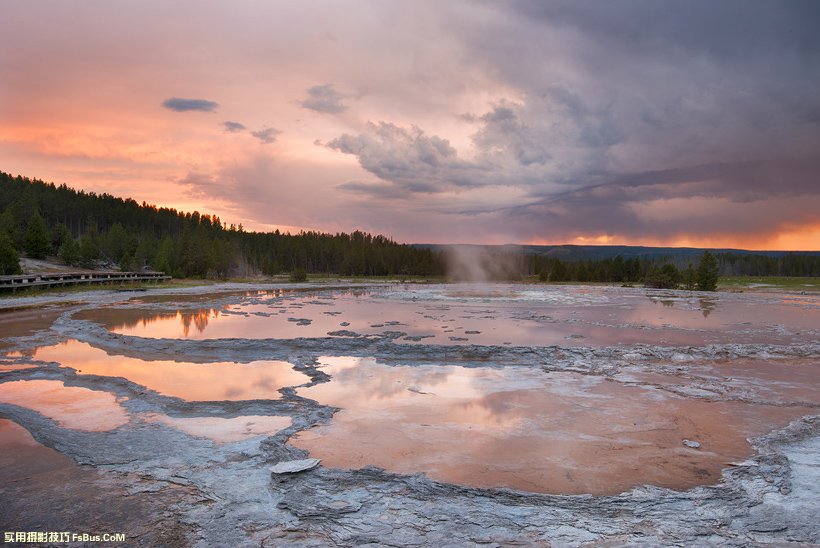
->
[0,271,171,292]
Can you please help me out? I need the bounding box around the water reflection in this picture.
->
[144,413,292,443]
[29,340,310,401]
[0,308,65,339]
[0,380,129,431]
[0,363,38,372]
[90,308,220,337]
[0,419,74,480]
[292,356,814,495]
[699,298,716,318]
[80,285,820,347]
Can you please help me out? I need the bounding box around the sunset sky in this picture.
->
[1,1,819,250]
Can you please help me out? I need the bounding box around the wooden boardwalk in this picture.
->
[0,271,170,292]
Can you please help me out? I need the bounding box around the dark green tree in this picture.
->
[644,263,680,289]
[550,260,569,282]
[696,251,719,291]
[0,234,22,275]
[119,252,135,272]
[151,236,175,275]
[51,222,72,255]
[78,234,100,268]
[0,207,16,242]
[576,262,589,282]
[101,222,134,262]
[59,237,80,266]
[23,211,51,259]
[289,268,307,282]
[681,263,697,290]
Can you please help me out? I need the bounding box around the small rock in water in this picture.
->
[682,439,701,449]
[340,321,350,326]
[287,317,312,326]
[270,458,321,474]
[327,330,360,338]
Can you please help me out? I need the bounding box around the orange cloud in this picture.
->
[526,222,820,251]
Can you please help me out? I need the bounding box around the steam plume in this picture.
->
[444,245,524,282]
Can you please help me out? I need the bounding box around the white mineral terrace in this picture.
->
[1,282,818,546]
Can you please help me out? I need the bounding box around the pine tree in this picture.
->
[51,223,72,255]
[681,263,697,290]
[0,234,22,275]
[119,252,135,272]
[550,260,569,282]
[78,235,100,268]
[23,211,51,259]
[59,237,80,266]
[644,263,680,289]
[696,251,719,291]
[0,208,16,242]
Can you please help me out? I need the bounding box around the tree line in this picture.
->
[1,171,816,288]
[527,252,720,290]
[0,171,443,278]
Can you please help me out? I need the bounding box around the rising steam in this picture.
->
[444,245,524,282]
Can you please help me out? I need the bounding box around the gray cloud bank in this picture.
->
[162,97,219,112]
[323,0,820,243]
[301,84,347,114]
[251,127,280,144]
[222,121,246,132]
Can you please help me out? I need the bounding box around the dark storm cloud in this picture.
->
[509,0,820,61]
[473,105,551,166]
[301,84,348,114]
[338,179,442,198]
[251,127,280,144]
[326,122,488,192]
[328,92,619,198]
[325,1,820,242]
[222,121,246,133]
[500,156,820,241]
[161,97,219,112]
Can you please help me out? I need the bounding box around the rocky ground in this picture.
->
[1,283,818,547]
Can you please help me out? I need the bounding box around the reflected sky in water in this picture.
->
[143,413,292,443]
[29,340,310,402]
[0,380,129,431]
[291,356,816,495]
[79,284,820,347]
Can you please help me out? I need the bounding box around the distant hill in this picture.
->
[416,243,820,262]
[415,243,820,277]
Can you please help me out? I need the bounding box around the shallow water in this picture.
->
[0,380,129,431]
[291,356,816,495]
[0,307,66,348]
[0,418,74,479]
[2,283,818,499]
[29,340,310,401]
[79,284,820,347]
[143,413,292,443]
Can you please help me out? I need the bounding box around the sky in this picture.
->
[1,0,819,250]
